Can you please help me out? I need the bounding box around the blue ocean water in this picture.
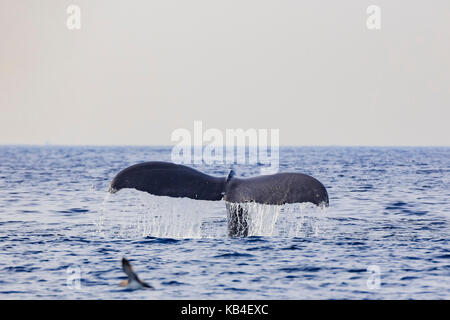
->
[0,146,449,299]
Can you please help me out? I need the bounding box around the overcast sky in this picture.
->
[1,0,449,146]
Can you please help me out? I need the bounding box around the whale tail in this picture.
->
[109,162,328,205]
[109,162,329,237]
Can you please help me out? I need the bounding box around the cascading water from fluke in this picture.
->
[95,190,326,239]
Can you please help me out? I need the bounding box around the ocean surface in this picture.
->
[0,146,449,299]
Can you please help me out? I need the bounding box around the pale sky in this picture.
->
[1,0,449,146]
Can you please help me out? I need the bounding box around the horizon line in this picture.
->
[0,144,449,148]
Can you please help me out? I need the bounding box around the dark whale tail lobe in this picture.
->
[109,161,226,201]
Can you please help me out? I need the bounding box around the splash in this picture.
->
[96,190,226,239]
[94,192,111,237]
[275,202,326,237]
[226,201,326,237]
[96,189,326,239]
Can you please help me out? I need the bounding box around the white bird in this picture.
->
[119,258,153,290]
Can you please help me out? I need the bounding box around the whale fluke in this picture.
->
[110,161,328,205]
[109,161,329,237]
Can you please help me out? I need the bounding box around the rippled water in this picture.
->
[0,146,449,299]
